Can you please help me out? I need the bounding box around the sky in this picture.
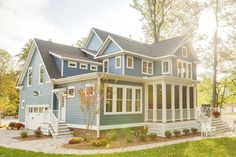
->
[0,0,215,57]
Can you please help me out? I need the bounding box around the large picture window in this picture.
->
[104,84,142,114]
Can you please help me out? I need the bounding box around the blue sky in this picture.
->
[0,0,144,56]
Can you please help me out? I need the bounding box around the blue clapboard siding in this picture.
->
[108,56,123,75]
[19,48,53,122]
[103,41,121,55]
[86,33,103,52]
[153,61,162,76]
[54,57,61,74]
[63,60,102,77]
[100,80,145,125]
[54,79,97,125]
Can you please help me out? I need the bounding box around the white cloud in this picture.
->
[0,0,68,56]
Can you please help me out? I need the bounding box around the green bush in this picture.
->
[8,122,16,129]
[141,127,148,135]
[20,131,28,138]
[165,131,172,138]
[91,139,109,147]
[126,135,133,143]
[107,130,117,141]
[139,134,146,142]
[173,130,181,137]
[191,128,198,134]
[123,128,134,143]
[68,137,83,144]
[149,133,157,141]
[183,129,190,135]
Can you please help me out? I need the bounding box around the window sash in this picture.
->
[27,67,32,86]
[39,64,44,84]
[142,60,153,75]
[127,56,133,69]
[115,56,121,68]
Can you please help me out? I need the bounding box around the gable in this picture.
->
[174,43,195,61]
[86,32,103,52]
[103,40,121,55]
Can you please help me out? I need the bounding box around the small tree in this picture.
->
[77,81,102,134]
[0,97,9,125]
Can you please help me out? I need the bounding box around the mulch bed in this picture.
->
[63,133,200,150]
[13,135,52,141]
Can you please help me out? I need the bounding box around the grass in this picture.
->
[0,137,236,157]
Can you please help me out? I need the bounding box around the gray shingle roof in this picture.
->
[93,28,187,58]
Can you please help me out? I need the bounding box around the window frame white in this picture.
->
[126,56,134,69]
[27,67,32,87]
[182,46,188,58]
[177,59,192,79]
[103,59,109,73]
[39,63,44,85]
[162,60,170,74]
[67,86,75,98]
[104,84,143,115]
[79,63,88,70]
[141,60,153,75]
[115,56,121,69]
[85,83,95,96]
[90,64,98,71]
[68,61,77,68]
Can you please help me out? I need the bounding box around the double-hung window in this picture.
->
[188,63,192,79]
[27,67,32,86]
[116,88,123,112]
[127,56,133,69]
[39,64,44,84]
[142,60,153,75]
[182,47,187,57]
[177,60,192,79]
[103,59,109,73]
[115,56,121,69]
[162,60,169,74]
[126,88,132,112]
[67,86,75,98]
[105,87,113,112]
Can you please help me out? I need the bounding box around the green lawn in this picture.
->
[0,138,236,157]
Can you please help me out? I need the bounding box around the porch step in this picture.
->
[210,118,233,134]
[48,122,73,138]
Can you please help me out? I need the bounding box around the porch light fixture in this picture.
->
[33,91,39,96]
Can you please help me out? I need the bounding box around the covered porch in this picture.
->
[145,78,198,123]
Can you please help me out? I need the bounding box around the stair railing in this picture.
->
[197,107,213,136]
[49,109,59,135]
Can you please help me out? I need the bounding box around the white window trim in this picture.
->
[68,61,77,68]
[27,67,32,87]
[182,46,188,58]
[177,59,192,79]
[162,60,170,75]
[115,56,121,69]
[103,59,109,73]
[67,86,75,98]
[80,63,88,70]
[85,83,95,96]
[188,63,192,79]
[141,60,153,75]
[126,56,134,69]
[104,84,143,115]
[90,64,98,71]
[39,63,44,85]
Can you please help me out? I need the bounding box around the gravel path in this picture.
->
[0,129,235,155]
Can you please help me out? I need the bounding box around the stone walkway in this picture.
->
[0,129,235,155]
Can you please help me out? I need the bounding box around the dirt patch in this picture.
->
[13,135,52,141]
[63,133,200,150]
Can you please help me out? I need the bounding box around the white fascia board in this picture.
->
[81,48,96,57]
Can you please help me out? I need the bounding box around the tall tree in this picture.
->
[16,39,33,69]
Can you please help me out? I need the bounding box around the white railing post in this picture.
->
[179,85,183,121]
[162,81,167,123]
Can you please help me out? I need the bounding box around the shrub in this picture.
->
[34,127,42,137]
[191,128,198,134]
[183,129,190,135]
[8,122,16,129]
[126,135,133,143]
[139,134,146,142]
[141,127,148,135]
[165,131,172,138]
[91,139,109,147]
[14,123,25,130]
[212,111,221,118]
[123,128,134,143]
[20,131,28,138]
[173,130,181,137]
[149,133,157,141]
[68,137,83,144]
[107,130,117,141]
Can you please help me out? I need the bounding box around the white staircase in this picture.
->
[211,117,233,134]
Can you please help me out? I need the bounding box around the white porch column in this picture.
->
[153,83,157,122]
[171,84,175,122]
[194,84,197,119]
[187,85,190,120]
[162,81,167,123]
[58,94,61,121]
[144,83,148,122]
[179,85,183,121]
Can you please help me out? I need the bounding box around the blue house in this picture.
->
[17,28,199,138]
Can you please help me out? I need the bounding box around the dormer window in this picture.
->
[39,64,44,84]
[27,67,32,87]
[162,60,169,74]
[127,56,134,69]
[182,47,187,57]
[115,56,121,69]
[103,59,109,73]
[68,61,77,68]
[80,63,88,70]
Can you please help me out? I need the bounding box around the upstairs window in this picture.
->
[90,65,98,71]
[142,60,153,75]
[80,63,88,70]
[177,60,192,79]
[162,60,169,74]
[182,47,187,57]
[67,86,75,98]
[27,67,32,86]
[103,59,109,73]
[177,61,182,77]
[188,63,192,79]
[183,62,187,78]
[127,56,134,69]
[115,56,121,69]
[68,61,77,68]
[39,64,44,84]
[85,84,94,96]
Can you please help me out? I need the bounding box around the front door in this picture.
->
[60,97,66,122]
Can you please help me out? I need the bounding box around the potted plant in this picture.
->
[212,111,221,118]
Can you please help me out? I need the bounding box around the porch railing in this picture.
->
[175,109,180,121]
[166,109,172,121]
[190,109,195,120]
[49,109,58,135]
[183,109,188,120]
